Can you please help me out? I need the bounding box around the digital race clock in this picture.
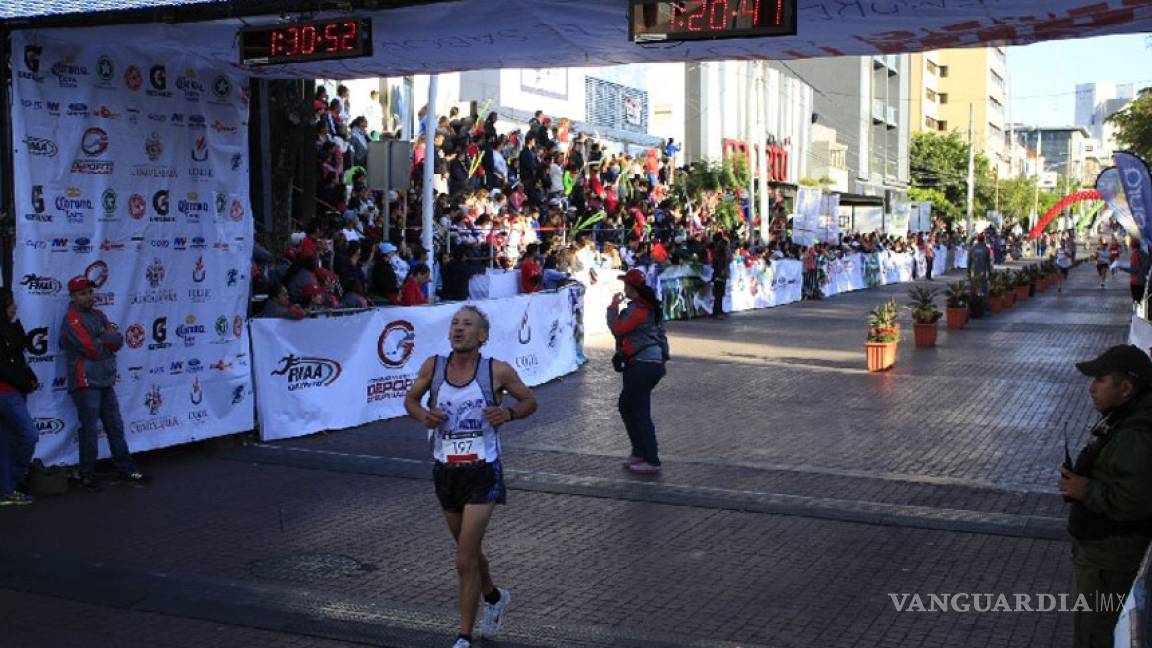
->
[629,0,797,43]
[239,18,372,66]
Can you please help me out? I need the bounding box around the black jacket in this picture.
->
[0,319,37,393]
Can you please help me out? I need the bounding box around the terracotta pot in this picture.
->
[1015,285,1030,301]
[866,341,898,372]
[946,307,966,330]
[988,295,1003,313]
[913,322,938,348]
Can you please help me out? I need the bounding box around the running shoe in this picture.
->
[476,588,511,638]
[451,639,472,648]
[627,462,662,476]
[622,456,644,469]
[118,472,152,486]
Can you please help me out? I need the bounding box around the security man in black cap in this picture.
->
[1060,344,1152,647]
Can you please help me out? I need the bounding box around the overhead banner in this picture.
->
[21,2,1152,79]
[251,287,585,441]
[10,31,255,466]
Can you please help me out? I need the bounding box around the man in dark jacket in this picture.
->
[60,276,148,491]
[709,233,729,320]
[1060,345,1152,647]
[0,290,38,505]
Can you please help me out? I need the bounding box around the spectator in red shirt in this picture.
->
[400,264,430,306]
[520,244,543,293]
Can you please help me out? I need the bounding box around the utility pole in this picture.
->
[1031,129,1043,231]
[745,61,756,245]
[966,102,975,237]
[757,61,770,245]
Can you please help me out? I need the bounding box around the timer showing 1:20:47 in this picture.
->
[629,0,796,42]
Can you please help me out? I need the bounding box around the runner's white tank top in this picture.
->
[430,374,501,464]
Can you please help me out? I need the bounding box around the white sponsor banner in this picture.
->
[10,32,254,465]
[251,287,585,441]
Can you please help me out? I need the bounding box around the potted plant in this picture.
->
[943,281,968,329]
[866,298,900,372]
[908,286,943,348]
[1014,270,1031,302]
[987,272,1004,314]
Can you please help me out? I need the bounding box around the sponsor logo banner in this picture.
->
[9,31,253,467]
[251,288,585,442]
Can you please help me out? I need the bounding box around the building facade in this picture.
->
[787,54,911,205]
[1013,126,1093,187]
[909,47,1009,175]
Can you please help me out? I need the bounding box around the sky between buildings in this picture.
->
[1008,34,1152,128]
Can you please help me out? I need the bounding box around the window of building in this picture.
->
[925,88,937,102]
[937,120,948,132]
[926,61,938,75]
[938,93,948,104]
[925,116,938,130]
[939,65,949,78]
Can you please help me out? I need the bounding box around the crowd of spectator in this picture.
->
[253,84,992,319]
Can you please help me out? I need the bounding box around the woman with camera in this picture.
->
[607,269,668,476]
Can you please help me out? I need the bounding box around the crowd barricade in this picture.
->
[250,285,585,441]
[582,247,968,335]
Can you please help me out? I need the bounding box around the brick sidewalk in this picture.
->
[0,262,1129,647]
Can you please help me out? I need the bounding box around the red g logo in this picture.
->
[378,320,415,368]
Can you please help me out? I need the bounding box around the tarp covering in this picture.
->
[11,0,1152,77]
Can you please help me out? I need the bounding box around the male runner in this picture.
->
[405,305,538,648]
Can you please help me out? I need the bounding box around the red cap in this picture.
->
[618,268,646,288]
[68,276,92,293]
[302,283,324,298]
[316,268,334,283]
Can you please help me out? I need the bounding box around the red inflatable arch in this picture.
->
[1027,189,1101,239]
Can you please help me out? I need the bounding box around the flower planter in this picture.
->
[1015,285,1030,302]
[946,307,967,330]
[866,341,898,372]
[988,295,1004,314]
[913,322,938,348]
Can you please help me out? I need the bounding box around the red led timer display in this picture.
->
[240,18,372,66]
[630,0,797,42]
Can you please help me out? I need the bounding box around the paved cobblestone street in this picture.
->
[0,262,1131,647]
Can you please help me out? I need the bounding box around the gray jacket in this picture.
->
[59,304,122,391]
[607,301,665,365]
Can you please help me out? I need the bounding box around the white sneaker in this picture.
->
[451,639,471,648]
[476,588,511,638]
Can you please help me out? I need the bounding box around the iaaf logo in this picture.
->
[377,320,416,368]
[192,257,207,283]
[34,418,66,435]
[271,354,342,391]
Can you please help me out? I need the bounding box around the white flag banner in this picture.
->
[251,287,585,441]
[10,31,255,465]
